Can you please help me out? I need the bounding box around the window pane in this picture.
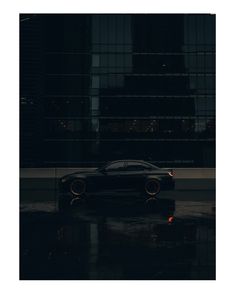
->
[106,162,124,171]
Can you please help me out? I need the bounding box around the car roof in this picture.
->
[107,160,153,165]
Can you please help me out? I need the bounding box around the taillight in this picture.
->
[168,169,174,177]
[168,216,174,224]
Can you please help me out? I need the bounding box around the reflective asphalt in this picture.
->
[20,190,215,280]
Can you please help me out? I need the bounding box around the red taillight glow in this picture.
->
[168,216,174,223]
[168,169,174,177]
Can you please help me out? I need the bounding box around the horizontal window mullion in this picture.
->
[45,51,215,55]
[44,138,215,142]
[44,116,215,120]
[45,94,215,98]
[46,73,215,77]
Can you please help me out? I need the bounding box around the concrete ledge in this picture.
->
[175,179,215,190]
[20,168,215,179]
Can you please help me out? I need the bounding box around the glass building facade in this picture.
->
[20,14,215,167]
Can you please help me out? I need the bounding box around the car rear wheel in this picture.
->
[144,179,160,196]
[70,179,86,197]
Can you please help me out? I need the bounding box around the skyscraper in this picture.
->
[20,14,215,167]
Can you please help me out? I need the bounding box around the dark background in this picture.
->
[20,14,215,168]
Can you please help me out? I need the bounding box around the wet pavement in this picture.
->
[20,191,215,280]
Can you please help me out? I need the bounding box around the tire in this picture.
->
[70,179,86,197]
[144,179,161,197]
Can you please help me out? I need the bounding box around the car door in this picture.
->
[122,162,149,190]
[104,161,126,191]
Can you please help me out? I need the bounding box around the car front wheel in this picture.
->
[70,179,86,197]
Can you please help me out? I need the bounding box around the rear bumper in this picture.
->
[161,179,175,190]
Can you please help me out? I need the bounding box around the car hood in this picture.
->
[61,168,99,179]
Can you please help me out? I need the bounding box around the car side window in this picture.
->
[126,162,150,171]
[105,162,125,172]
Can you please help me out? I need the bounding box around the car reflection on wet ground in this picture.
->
[20,192,215,280]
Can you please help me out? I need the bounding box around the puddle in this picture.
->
[20,198,215,280]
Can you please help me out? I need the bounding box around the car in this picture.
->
[58,160,175,211]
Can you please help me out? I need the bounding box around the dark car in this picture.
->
[59,160,175,211]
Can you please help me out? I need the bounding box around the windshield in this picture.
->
[98,163,109,171]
